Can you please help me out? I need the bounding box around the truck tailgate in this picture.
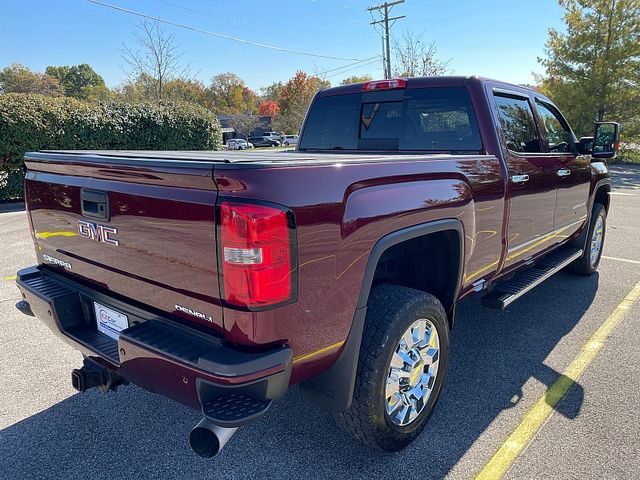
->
[23,152,223,333]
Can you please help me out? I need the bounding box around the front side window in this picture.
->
[535,101,573,153]
[494,94,541,153]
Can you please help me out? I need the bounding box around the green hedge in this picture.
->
[0,93,222,200]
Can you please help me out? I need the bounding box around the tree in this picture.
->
[260,81,284,102]
[164,78,210,107]
[0,63,62,96]
[341,75,373,85]
[274,71,330,134]
[228,115,262,139]
[45,64,108,100]
[258,100,280,116]
[538,0,640,137]
[121,20,188,101]
[392,31,451,77]
[208,73,258,115]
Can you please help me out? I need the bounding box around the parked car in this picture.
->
[16,76,618,458]
[281,135,299,146]
[226,139,253,150]
[263,131,283,142]
[248,136,281,147]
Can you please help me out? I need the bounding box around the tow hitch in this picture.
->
[71,358,126,393]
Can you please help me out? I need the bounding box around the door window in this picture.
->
[535,101,573,153]
[493,94,542,153]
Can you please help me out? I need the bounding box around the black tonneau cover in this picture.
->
[33,149,475,167]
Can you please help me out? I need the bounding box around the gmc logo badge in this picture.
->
[78,220,119,246]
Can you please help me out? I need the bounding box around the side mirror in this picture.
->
[592,122,620,159]
[577,136,594,155]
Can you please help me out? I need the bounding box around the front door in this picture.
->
[533,99,591,237]
[492,91,558,270]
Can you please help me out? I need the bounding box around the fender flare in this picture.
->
[299,219,464,410]
[589,177,612,212]
[571,177,612,252]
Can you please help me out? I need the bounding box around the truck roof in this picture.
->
[318,75,540,98]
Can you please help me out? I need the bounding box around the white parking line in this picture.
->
[602,256,640,265]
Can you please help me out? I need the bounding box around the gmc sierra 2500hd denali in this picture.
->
[15,76,619,457]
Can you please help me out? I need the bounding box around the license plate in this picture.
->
[94,302,129,340]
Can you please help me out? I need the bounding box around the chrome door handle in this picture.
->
[557,168,571,177]
[511,174,530,184]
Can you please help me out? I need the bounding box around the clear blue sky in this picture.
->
[1,0,566,92]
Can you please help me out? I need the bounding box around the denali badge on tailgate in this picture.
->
[175,304,213,323]
[78,220,119,246]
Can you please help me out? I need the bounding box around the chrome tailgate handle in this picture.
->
[511,174,530,184]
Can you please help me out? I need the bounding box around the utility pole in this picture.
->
[368,0,405,79]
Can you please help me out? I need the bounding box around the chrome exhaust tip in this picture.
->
[189,418,238,458]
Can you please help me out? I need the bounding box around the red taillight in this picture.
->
[363,78,407,91]
[219,201,295,309]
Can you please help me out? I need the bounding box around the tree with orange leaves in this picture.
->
[273,71,329,134]
[258,100,280,117]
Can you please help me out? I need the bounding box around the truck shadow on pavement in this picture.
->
[610,164,640,190]
[0,272,597,480]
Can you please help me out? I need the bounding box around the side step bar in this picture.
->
[481,247,583,310]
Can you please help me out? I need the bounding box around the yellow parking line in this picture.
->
[35,231,77,239]
[293,340,345,364]
[475,279,640,480]
[3,275,16,281]
[602,255,640,265]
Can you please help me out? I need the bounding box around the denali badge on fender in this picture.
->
[78,220,119,246]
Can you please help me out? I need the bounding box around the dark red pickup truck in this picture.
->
[15,76,619,456]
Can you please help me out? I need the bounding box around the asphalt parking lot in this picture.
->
[1,165,639,480]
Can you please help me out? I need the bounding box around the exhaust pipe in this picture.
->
[189,418,238,458]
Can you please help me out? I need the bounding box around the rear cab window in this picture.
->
[299,87,483,153]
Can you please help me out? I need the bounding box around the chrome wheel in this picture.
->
[590,214,604,267]
[385,318,440,426]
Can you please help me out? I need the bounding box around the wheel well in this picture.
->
[594,184,610,212]
[370,230,461,324]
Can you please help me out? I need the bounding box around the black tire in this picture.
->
[284,142,290,146]
[568,203,606,276]
[333,284,450,451]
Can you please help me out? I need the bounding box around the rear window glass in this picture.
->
[493,94,542,153]
[299,87,482,152]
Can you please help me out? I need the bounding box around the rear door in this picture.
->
[533,99,591,236]
[24,152,224,333]
[491,90,558,270]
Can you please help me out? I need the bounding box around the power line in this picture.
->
[151,0,360,40]
[368,0,405,78]
[325,59,382,79]
[308,0,368,10]
[86,0,367,61]
[243,0,363,24]
[317,55,382,76]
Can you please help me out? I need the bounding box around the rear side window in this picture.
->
[493,94,541,153]
[299,87,482,152]
[535,101,573,153]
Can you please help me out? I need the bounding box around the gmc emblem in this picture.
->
[78,220,119,246]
